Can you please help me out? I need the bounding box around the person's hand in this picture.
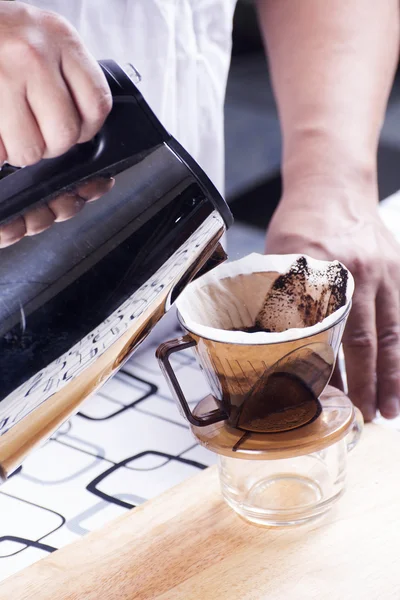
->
[266,180,400,422]
[0,1,112,167]
[0,2,113,247]
[0,177,115,248]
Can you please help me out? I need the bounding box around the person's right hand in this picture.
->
[0,1,113,247]
[0,1,112,167]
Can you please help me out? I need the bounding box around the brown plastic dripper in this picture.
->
[157,253,354,453]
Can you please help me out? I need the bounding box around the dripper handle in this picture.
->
[156,335,227,427]
[346,406,364,452]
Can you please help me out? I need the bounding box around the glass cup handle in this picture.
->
[346,406,364,452]
[156,335,227,427]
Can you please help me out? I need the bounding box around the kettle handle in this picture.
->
[156,335,227,427]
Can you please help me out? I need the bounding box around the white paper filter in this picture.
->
[175,253,354,344]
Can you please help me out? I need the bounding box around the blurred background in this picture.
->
[225,0,400,235]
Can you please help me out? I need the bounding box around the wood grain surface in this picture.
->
[0,423,399,600]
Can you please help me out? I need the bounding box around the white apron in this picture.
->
[22,0,237,194]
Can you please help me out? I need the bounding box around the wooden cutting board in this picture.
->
[1,423,400,600]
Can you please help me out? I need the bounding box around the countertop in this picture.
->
[0,423,399,599]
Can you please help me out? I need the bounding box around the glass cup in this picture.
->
[218,403,363,526]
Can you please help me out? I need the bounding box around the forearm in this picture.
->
[257,0,400,199]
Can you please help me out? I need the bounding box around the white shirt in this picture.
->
[23,0,237,194]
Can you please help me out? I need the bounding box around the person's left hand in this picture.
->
[0,176,115,248]
[266,180,400,422]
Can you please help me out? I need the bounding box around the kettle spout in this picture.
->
[168,242,227,308]
[192,242,227,281]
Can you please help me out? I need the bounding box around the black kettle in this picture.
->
[0,61,232,480]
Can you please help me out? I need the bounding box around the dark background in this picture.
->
[225,0,400,230]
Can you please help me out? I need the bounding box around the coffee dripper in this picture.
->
[157,254,363,526]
